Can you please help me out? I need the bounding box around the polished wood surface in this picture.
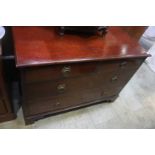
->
[23,62,98,83]
[12,27,148,68]
[122,26,147,41]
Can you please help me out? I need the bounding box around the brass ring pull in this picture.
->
[62,66,71,77]
[57,84,66,92]
[111,76,118,82]
[120,61,127,68]
[56,102,61,106]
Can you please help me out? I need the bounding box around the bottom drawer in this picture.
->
[0,99,7,114]
[25,87,111,116]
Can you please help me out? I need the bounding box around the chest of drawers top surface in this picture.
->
[12,27,149,68]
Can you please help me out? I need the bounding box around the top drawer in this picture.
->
[23,62,98,83]
[22,58,144,83]
[98,59,143,73]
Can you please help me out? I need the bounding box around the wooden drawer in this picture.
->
[23,62,98,83]
[98,59,143,73]
[105,69,138,94]
[0,99,7,114]
[23,59,143,84]
[25,87,108,116]
[24,74,104,100]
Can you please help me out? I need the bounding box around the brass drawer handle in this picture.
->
[55,102,61,106]
[120,61,127,68]
[62,66,71,77]
[111,76,118,82]
[57,84,66,92]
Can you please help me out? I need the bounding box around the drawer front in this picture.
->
[0,99,7,114]
[24,74,105,100]
[25,87,108,116]
[98,59,143,73]
[23,59,143,84]
[104,69,138,95]
[118,59,143,70]
[23,62,98,83]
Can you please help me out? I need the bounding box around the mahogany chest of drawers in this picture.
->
[12,26,149,125]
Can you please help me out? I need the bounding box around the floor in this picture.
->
[0,63,155,129]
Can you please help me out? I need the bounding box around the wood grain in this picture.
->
[12,27,149,68]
